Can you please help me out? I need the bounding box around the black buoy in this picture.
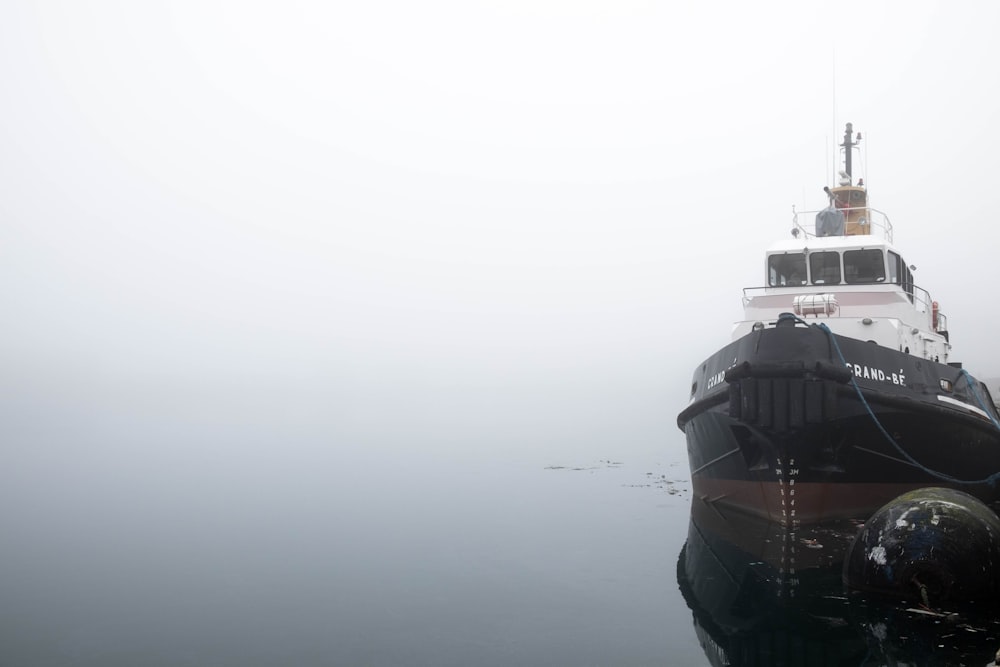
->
[843,487,1000,607]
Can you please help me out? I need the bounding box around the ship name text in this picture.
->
[844,362,906,386]
[706,371,727,391]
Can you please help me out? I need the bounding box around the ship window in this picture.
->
[844,249,886,284]
[809,251,841,285]
[768,253,806,286]
[888,251,901,284]
[902,261,914,303]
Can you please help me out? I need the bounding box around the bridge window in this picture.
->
[844,249,887,284]
[888,251,901,284]
[809,251,841,285]
[889,251,912,301]
[768,253,806,286]
[902,261,914,303]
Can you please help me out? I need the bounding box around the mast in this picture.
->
[840,122,858,184]
[829,123,869,236]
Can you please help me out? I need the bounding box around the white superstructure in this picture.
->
[733,193,952,365]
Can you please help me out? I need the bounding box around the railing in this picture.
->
[911,284,932,315]
[792,206,893,243]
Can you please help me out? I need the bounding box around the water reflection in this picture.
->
[676,500,1000,666]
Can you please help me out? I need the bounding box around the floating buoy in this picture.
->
[843,487,1000,607]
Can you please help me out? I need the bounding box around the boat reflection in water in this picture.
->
[676,499,1000,666]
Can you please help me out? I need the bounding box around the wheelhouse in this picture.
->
[766,245,914,299]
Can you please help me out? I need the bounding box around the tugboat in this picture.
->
[677,124,1000,525]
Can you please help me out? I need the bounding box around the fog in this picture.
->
[2,1,1000,663]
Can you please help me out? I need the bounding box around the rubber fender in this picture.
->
[843,487,1000,606]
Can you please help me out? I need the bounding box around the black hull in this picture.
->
[678,322,1000,524]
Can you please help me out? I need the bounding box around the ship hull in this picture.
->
[678,322,1000,525]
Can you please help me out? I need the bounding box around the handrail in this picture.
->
[792,205,893,243]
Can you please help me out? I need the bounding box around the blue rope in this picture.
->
[813,322,1000,487]
[957,368,1000,431]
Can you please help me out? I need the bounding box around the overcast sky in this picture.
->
[2,0,999,471]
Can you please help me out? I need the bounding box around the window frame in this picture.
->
[888,251,901,285]
[843,248,887,284]
[809,251,842,286]
[767,252,807,287]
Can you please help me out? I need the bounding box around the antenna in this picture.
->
[864,131,869,194]
[825,138,829,193]
[831,43,836,186]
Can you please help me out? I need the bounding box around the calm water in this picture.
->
[5,421,1000,666]
[1,427,702,666]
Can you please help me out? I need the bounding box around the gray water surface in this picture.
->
[2,428,701,666]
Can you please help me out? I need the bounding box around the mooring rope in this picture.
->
[808,320,1000,487]
[957,368,1000,431]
